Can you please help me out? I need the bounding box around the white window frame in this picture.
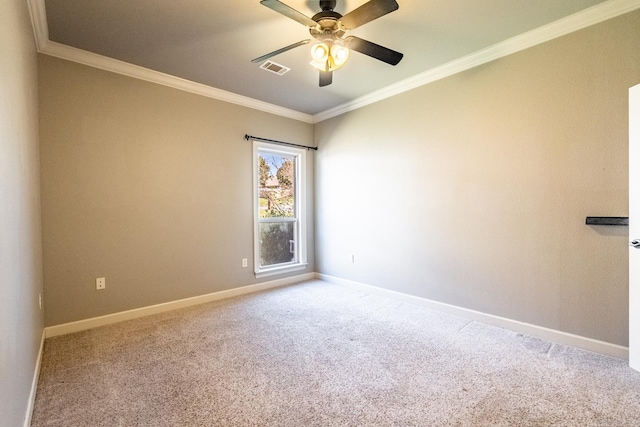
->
[252,140,307,278]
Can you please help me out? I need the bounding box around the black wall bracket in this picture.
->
[585,217,629,226]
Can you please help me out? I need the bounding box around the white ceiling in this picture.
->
[31,0,639,121]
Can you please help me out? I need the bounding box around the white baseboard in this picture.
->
[316,273,629,360]
[42,271,629,360]
[45,273,315,338]
[24,329,45,427]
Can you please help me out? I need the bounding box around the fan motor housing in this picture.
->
[310,10,344,38]
[311,10,341,23]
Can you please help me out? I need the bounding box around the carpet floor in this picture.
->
[31,280,640,426]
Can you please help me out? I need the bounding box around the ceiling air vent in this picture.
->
[259,60,290,76]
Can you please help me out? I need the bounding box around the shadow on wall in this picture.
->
[588,225,629,237]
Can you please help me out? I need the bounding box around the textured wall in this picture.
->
[0,0,44,425]
[315,11,640,347]
[39,56,314,326]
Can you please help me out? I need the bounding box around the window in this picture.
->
[253,140,307,277]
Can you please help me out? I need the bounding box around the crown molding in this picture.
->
[27,0,48,51]
[27,0,640,125]
[312,0,640,123]
[27,0,313,124]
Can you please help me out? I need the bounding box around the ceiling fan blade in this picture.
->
[260,0,317,27]
[319,70,333,87]
[345,36,403,65]
[338,0,399,30]
[251,40,311,63]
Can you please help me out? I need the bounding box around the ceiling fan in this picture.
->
[252,0,403,87]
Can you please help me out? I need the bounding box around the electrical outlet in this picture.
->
[349,254,355,263]
[96,277,106,290]
[242,258,248,268]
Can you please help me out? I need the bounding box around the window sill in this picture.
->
[255,263,308,279]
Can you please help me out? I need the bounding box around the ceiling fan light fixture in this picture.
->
[310,42,330,71]
[330,43,350,68]
[257,0,402,87]
[310,40,350,72]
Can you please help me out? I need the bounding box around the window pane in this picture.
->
[258,152,295,218]
[259,222,295,267]
[253,140,306,277]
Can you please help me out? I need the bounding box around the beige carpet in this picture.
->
[32,280,640,426]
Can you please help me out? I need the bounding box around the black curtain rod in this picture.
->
[244,134,318,151]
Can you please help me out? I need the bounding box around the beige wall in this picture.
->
[315,11,640,347]
[39,56,314,326]
[0,0,44,425]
